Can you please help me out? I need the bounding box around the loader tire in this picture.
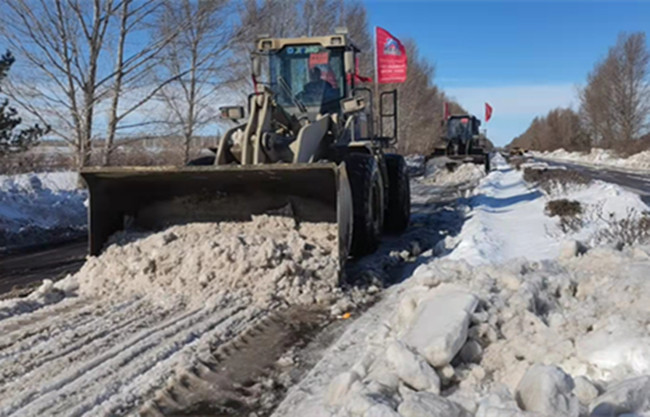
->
[384,154,410,233]
[187,155,215,166]
[346,153,383,257]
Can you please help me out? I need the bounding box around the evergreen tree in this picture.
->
[0,50,47,155]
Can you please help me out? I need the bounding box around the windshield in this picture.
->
[447,118,472,141]
[269,45,345,112]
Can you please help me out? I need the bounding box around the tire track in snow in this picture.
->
[0,299,175,390]
[0,300,251,416]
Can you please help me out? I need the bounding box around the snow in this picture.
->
[0,214,377,416]
[272,153,650,417]
[446,154,648,265]
[386,340,441,394]
[3,152,650,416]
[514,364,579,417]
[535,148,650,172]
[405,154,426,177]
[401,284,478,367]
[0,171,86,249]
[421,160,485,186]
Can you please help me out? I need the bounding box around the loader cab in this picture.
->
[256,35,357,119]
[446,115,481,144]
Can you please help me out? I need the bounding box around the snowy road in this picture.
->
[0,239,86,298]
[0,166,477,416]
[3,156,649,417]
[536,157,650,204]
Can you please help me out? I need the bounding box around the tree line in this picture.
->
[511,32,650,154]
[0,0,464,168]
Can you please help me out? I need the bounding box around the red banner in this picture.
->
[376,27,407,84]
[485,102,493,122]
[443,102,450,120]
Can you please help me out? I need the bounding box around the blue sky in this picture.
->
[364,0,650,146]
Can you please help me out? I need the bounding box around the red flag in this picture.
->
[485,102,493,122]
[443,102,451,120]
[375,27,407,84]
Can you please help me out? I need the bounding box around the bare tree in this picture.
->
[103,0,193,165]
[511,107,589,152]
[0,0,124,167]
[580,32,650,148]
[155,0,240,163]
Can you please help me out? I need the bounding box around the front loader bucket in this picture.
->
[80,163,353,266]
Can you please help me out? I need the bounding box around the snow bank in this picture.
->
[445,155,648,265]
[405,154,426,177]
[274,245,650,417]
[274,153,650,417]
[536,148,650,172]
[420,161,485,187]
[0,171,87,249]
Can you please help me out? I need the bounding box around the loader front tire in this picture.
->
[384,154,410,233]
[346,153,383,257]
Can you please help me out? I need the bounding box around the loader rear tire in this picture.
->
[346,153,383,257]
[384,154,410,233]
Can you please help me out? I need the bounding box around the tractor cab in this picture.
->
[255,33,360,119]
[446,115,481,145]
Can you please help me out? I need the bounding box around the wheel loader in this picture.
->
[431,114,491,172]
[80,30,411,270]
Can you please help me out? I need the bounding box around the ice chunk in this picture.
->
[326,371,360,406]
[402,285,478,367]
[577,332,650,376]
[459,339,483,363]
[573,376,599,405]
[515,364,579,417]
[589,376,650,416]
[365,403,401,417]
[397,391,466,417]
[386,340,440,394]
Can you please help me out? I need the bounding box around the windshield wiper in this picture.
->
[278,75,307,113]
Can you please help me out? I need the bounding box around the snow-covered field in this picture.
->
[0,172,87,250]
[273,155,650,417]
[1,156,649,417]
[535,148,650,172]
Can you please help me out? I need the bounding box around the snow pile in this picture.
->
[275,245,650,417]
[73,216,353,309]
[537,148,650,171]
[421,162,485,187]
[404,154,426,177]
[0,171,87,248]
[274,153,650,417]
[0,215,369,416]
[445,156,648,265]
[1,215,365,314]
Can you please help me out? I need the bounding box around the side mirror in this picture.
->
[341,97,366,115]
[220,106,245,121]
[344,50,354,74]
[252,55,261,78]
